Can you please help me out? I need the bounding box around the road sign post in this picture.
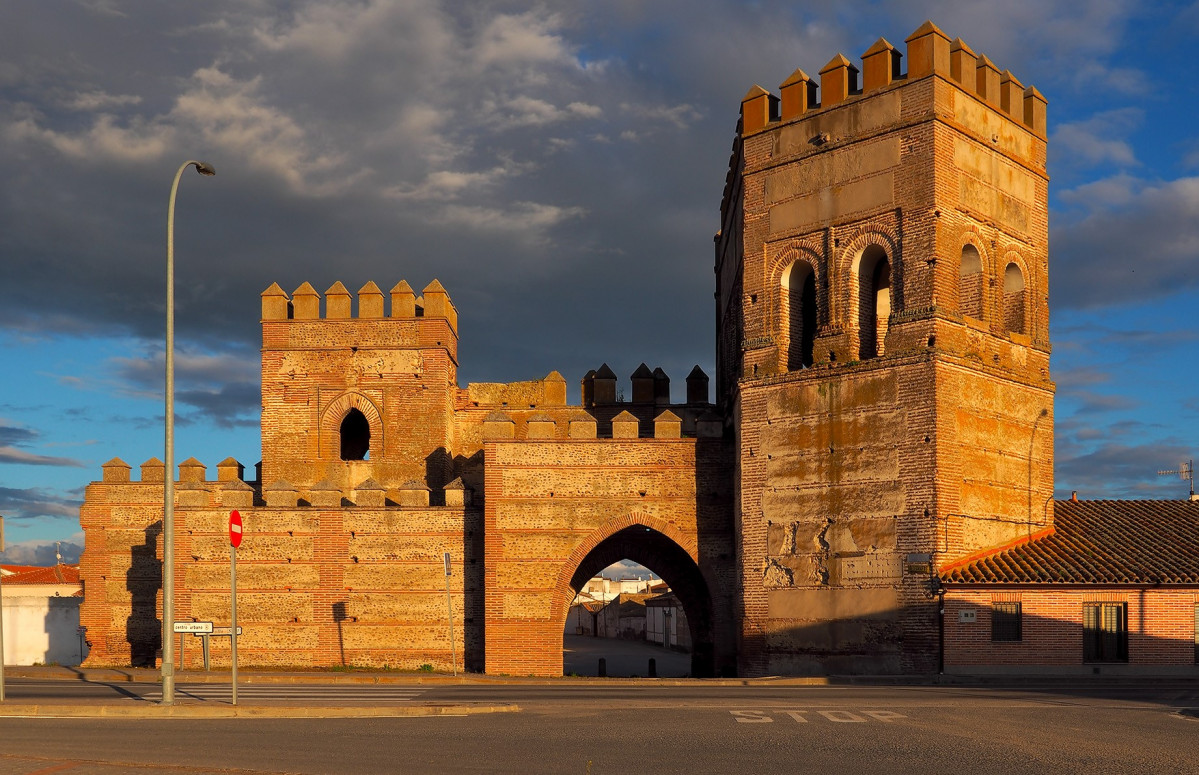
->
[229,510,242,706]
[444,551,456,676]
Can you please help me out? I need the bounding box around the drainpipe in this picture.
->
[937,588,946,675]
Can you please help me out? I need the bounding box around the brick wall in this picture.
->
[945,588,1199,673]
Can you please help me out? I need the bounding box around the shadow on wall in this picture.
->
[735,597,1199,677]
[1,594,88,666]
[126,521,162,667]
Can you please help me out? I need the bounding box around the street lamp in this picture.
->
[163,160,215,705]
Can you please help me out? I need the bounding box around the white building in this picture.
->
[1,564,88,666]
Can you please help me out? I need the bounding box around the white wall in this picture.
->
[1,595,88,666]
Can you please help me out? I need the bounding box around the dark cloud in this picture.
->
[176,381,260,429]
[0,0,1160,394]
[0,540,83,566]
[1055,440,1194,500]
[1052,176,1199,310]
[0,447,85,467]
[0,486,81,520]
[0,423,38,446]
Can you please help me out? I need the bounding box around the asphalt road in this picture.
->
[2,682,1198,773]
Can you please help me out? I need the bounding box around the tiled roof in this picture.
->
[944,500,1199,585]
[0,563,81,585]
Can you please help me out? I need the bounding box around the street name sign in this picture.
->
[173,621,214,634]
[211,626,243,636]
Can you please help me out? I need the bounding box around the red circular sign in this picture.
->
[229,510,243,548]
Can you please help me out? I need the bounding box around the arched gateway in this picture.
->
[556,520,717,677]
[483,437,735,678]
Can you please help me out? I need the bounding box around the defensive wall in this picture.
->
[81,279,735,674]
[80,20,1062,677]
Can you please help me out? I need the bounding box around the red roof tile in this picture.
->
[0,563,81,585]
[944,500,1199,585]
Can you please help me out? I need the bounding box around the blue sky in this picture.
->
[2,1,1197,564]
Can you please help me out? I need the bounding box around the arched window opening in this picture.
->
[959,244,984,319]
[857,245,891,360]
[339,408,370,461]
[1003,262,1026,334]
[780,261,817,370]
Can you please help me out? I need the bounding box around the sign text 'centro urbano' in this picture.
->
[173,621,214,634]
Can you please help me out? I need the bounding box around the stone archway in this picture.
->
[557,524,717,677]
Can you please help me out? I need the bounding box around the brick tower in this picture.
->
[259,279,461,493]
[716,21,1054,674]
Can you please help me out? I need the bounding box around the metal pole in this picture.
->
[162,160,214,705]
[444,552,456,676]
[231,543,238,706]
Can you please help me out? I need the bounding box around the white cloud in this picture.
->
[4,111,172,163]
[473,11,577,70]
[1050,108,1141,169]
[63,90,143,111]
[438,201,586,235]
[621,102,703,130]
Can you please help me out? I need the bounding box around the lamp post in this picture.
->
[163,160,215,705]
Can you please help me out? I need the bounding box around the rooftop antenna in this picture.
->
[55,541,62,564]
[1157,459,1195,500]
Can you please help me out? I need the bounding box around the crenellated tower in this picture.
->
[259,279,461,493]
[717,21,1054,675]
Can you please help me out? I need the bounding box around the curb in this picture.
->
[9,667,1199,688]
[0,702,520,719]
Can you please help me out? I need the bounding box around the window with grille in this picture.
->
[991,602,1022,641]
[1083,603,1128,663]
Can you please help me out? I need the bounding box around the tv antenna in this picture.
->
[1157,459,1194,499]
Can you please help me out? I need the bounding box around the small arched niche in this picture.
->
[340,408,371,461]
[959,244,984,320]
[780,260,817,370]
[1003,262,1026,334]
[857,244,891,360]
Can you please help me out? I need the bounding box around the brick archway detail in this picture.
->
[549,511,699,625]
[319,391,383,458]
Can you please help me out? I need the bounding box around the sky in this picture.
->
[1,1,1197,565]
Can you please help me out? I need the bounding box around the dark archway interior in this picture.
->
[567,525,715,677]
[339,408,370,460]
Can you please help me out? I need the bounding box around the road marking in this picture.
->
[731,709,908,724]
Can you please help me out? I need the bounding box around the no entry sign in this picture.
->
[229,510,243,548]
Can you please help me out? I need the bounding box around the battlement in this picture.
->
[740,20,1046,138]
[581,363,710,407]
[261,279,458,334]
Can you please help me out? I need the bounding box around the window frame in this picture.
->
[1082,602,1128,663]
[990,601,1022,642]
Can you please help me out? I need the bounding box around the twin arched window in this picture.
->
[858,245,891,360]
[1003,263,1026,335]
[959,244,984,320]
[781,260,817,369]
